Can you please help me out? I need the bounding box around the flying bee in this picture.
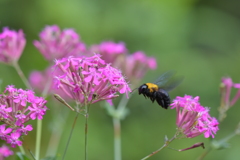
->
[138,71,183,109]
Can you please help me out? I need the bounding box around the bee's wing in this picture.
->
[154,70,176,87]
[161,76,184,92]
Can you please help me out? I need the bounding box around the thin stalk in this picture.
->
[112,95,131,160]
[41,76,52,98]
[35,76,52,160]
[197,148,212,160]
[35,119,42,160]
[84,104,90,160]
[62,112,80,160]
[12,62,31,89]
[110,96,130,160]
[141,135,176,160]
[19,145,25,155]
[117,94,131,111]
[113,117,121,160]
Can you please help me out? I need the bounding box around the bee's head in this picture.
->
[138,84,148,94]
[130,84,147,95]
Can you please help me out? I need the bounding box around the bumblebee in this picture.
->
[138,71,182,109]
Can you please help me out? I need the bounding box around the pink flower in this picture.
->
[98,41,127,54]
[221,77,233,106]
[171,95,219,138]
[123,51,157,84]
[90,41,127,64]
[0,125,12,140]
[6,132,22,148]
[34,25,86,61]
[54,54,131,107]
[219,77,240,121]
[0,27,26,64]
[0,145,13,157]
[28,101,47,120]
[230,83,240,106]
[0,85,48,147]
[19,124,33,135]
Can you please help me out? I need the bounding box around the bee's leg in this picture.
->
[150,92,157,103]
[143,93,147,98]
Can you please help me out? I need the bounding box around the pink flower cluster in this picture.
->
[54,54,131,106]
[90,41,157,84]
[0,85,48,147]
[0,27,26,64]
[34,25,86,61]
[90,41,127,63]
[171,95,219,138]
[121,51,157,82]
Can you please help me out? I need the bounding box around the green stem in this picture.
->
[62,112,80,160]
[113,117,121,160]
[197,148,212,160]
[112,95,131,160]
[35,119,42,160]
[41,76,52,98]
[35,74,52,159]
[85,104,90,160]
[19,145,25,155]
[12,62,31,89]
[141,135,176,160]
[117,94,131,111]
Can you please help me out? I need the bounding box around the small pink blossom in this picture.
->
[221,77,233,106]
[0,125,12,140]
[19,124,33,135]
[171,95,219,138]
[0,145,13,158]
[90,41,128,67]
[90,41,127,64]
[7,132,22,148]
[28,102,47,120]
[54,54,131,107]
[123,51,157,84]
[0,27,26,64]
[230,83,240,106]
[34,25,86,61]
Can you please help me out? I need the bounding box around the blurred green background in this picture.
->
[1,0,240,159]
